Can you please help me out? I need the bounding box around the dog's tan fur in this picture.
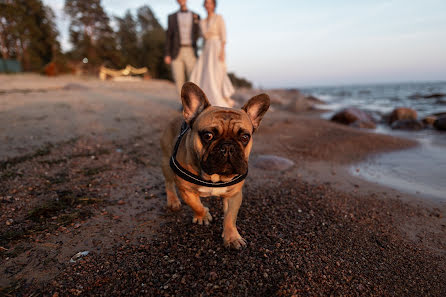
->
[160,82,269,249]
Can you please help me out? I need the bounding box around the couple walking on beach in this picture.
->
[164,0,235,107]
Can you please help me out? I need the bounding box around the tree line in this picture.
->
[0,0,60,72]
[0,0,251,86]
[0,0,169,78]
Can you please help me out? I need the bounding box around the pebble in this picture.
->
[252,155,294,171]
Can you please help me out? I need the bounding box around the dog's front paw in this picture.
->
[223,229,247,249]
[192,207,213,225]
[167,198,181,211]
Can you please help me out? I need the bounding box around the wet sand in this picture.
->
[352,145,446,201]
[0,74,445,296]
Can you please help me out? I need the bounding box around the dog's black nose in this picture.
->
[220,142,235,156]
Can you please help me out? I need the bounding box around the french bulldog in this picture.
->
[160,82,270,249]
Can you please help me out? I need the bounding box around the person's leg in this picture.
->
[184,47,197,81]
[171,48,186,96]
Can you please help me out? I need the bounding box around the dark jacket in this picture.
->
[165,11,201,60]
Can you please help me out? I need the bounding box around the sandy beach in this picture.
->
[1,74,445,296]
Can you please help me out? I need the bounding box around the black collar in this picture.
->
[170,122,248,188]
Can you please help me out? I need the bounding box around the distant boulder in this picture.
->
[269,89,304,106]
[305,95,325,105]
[422,113,446,128]
[391,119,424,130]
[233,88,324,112]
[331,108,376,129]
[286,93,312,112]
[433,112,446,117]
[422,116,437,127]
[285,92,325,112]
[268,89,325,112]
[232,88,289,105]
[388,107,417,124]
[409,93,445,99]
[424,93,445,99]
[434,116,446,131]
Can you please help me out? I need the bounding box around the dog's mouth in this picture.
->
[218,161,245,176]
[201,152,248,176]
[200,139,249,176]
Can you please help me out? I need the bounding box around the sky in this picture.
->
[43,0,446,88]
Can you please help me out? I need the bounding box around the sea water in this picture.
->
[302,81,446,201]
[302,81,446,119]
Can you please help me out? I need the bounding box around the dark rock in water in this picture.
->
[409,92,445,99]
[331,108,376,129]
[388,107,417,124]
[433,112,446,117]
[422,113,446,128]
[424,93,446,99]
[391,119,424,130]
[422,116,437,126]
[252,155,294,171]
[434,116,446,131]
[63,83,89,90]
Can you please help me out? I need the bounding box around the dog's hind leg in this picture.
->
[161,159,181,211]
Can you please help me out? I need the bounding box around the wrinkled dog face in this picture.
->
[180,82,270,178]
[193,109,253,176]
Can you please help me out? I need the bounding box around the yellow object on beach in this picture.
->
[99,65,148,80]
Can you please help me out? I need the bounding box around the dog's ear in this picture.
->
[181,82,211,126]
[242,94,270,132]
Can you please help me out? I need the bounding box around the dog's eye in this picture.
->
[240,134,251,144]
[202,132,214,142]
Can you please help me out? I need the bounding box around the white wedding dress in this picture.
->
[190,14,235,107]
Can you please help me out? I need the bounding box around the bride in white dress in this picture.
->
[189,0,235,107]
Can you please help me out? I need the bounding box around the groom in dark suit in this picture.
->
[164,0,201,96]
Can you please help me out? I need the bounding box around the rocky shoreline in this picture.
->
[234,87,446,132]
